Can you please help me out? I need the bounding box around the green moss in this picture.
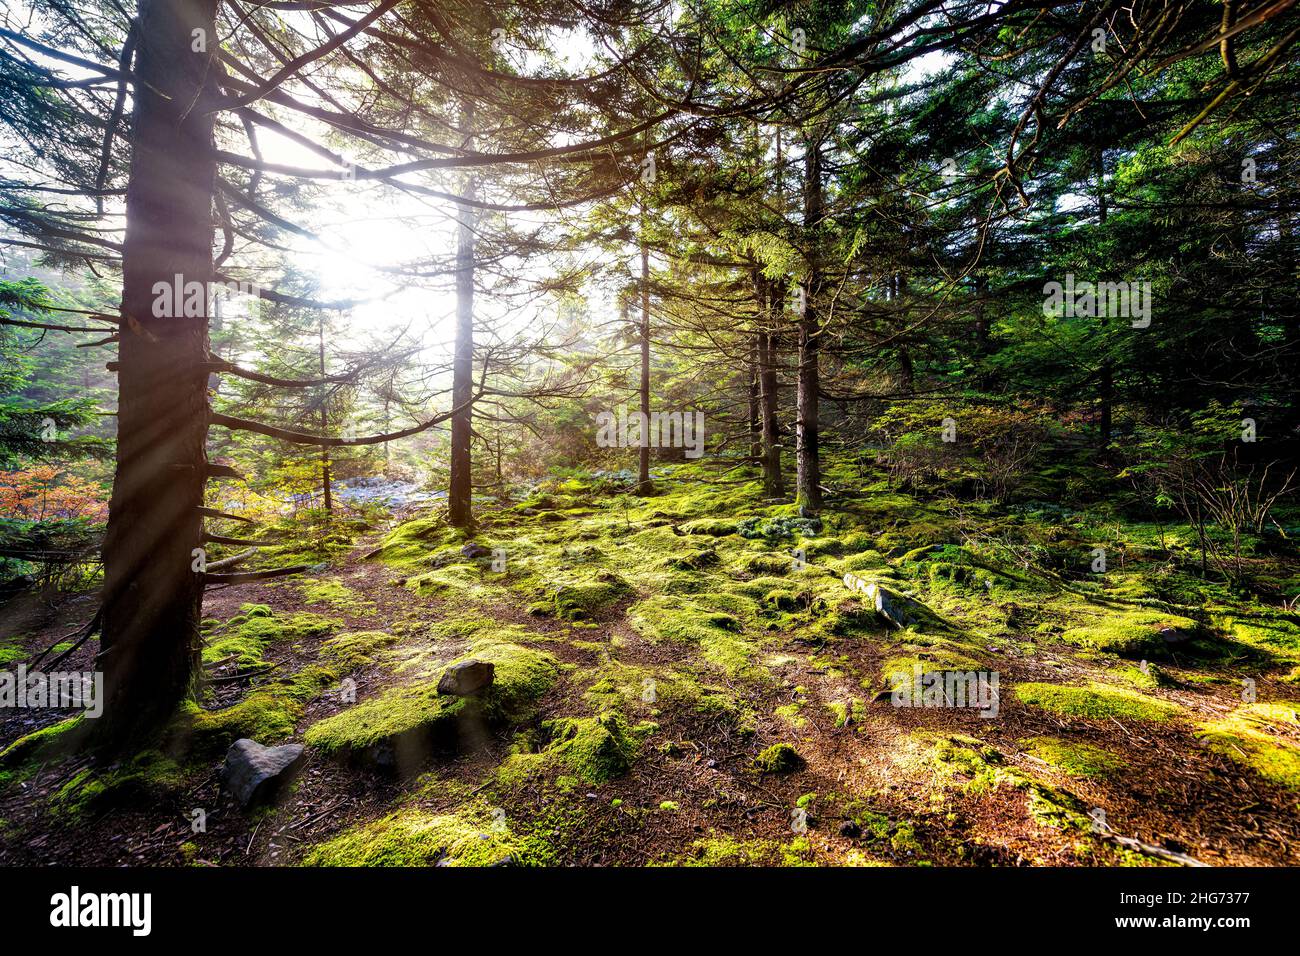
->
[775,699,808,729]
[498,712,651,787]
[1021,778,1091,832]
[800,536,846,558]
[663,547,720,571]
[905,733,1005,792]
[304,682,455,756]
[318,631,398,670]
[1014,682,1180,722]
[50,750,185,819]
[549,571,632,620]
[679,518,739,536]
[754,742,801,773]
[1023,736,1125,779]
[880,646,985,691]
[838,550,887,572]
[1197,702,1300,790]
[659,835,815,867]
[826,696,866,727]
[737,552,794,575]
[1113,663,1176,690]
[0,641,25,666]
[300,578,372,611]
[179,692,303,757]
[0,717,85,769]
[306,630,559,760]
[302,805,520,866]
[370,514,463,566]
[542,713,641,784]
[202,605,338,669]
[628,594,760,677]
[1058,607,1197,657]
[904,733,1094,834]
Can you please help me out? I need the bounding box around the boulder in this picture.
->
[461,543,492,560]
[437,659,495,697]
[221,739,306,808]
[842,572,946,632]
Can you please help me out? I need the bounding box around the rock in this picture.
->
[1159,626,1191,645]
[221,739,305,808]
[461,542,492,560]
[842,573,929,630]
[437,659,495,696]
[839,820,861,838]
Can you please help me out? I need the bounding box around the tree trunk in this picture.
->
[318,313,332,513]
[97,0,220,747]
[1095,146,1113,453]
[754,276,783,497]
[748,335,761,462]
[637,240,652,495]
[796,128,823,512]
[447,102,476,527]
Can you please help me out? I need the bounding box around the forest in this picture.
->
[0,0,1298,877]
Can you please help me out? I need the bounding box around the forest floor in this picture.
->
[2,457,1299,866]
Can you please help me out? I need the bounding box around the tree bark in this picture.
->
[636,239,652,495]
[1095,147,1113,453]
[748,335,761,462]
[754,275,784,497]
[97,0,220,747]
[447,101,476,527]
[318,312,332,512]
[796,128,823,512]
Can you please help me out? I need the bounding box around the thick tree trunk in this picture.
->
[636,240,652,495]
[97,0,220,747]
[796,129,823,512]
[447,103,476,527]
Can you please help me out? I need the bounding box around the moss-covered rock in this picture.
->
[1058,607,1198,658]
[368,514,463,566]
[754,742,801,773]
[305,631,559,769]
[178,692,305,758]
[539,712,640,784]
[550,571,632,621]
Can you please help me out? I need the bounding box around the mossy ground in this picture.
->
[3,454,1299,866]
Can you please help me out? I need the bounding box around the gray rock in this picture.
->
[843,572,926,629]
[221,739,305,808]
[438,659,495,696]
[461,542,492,559]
